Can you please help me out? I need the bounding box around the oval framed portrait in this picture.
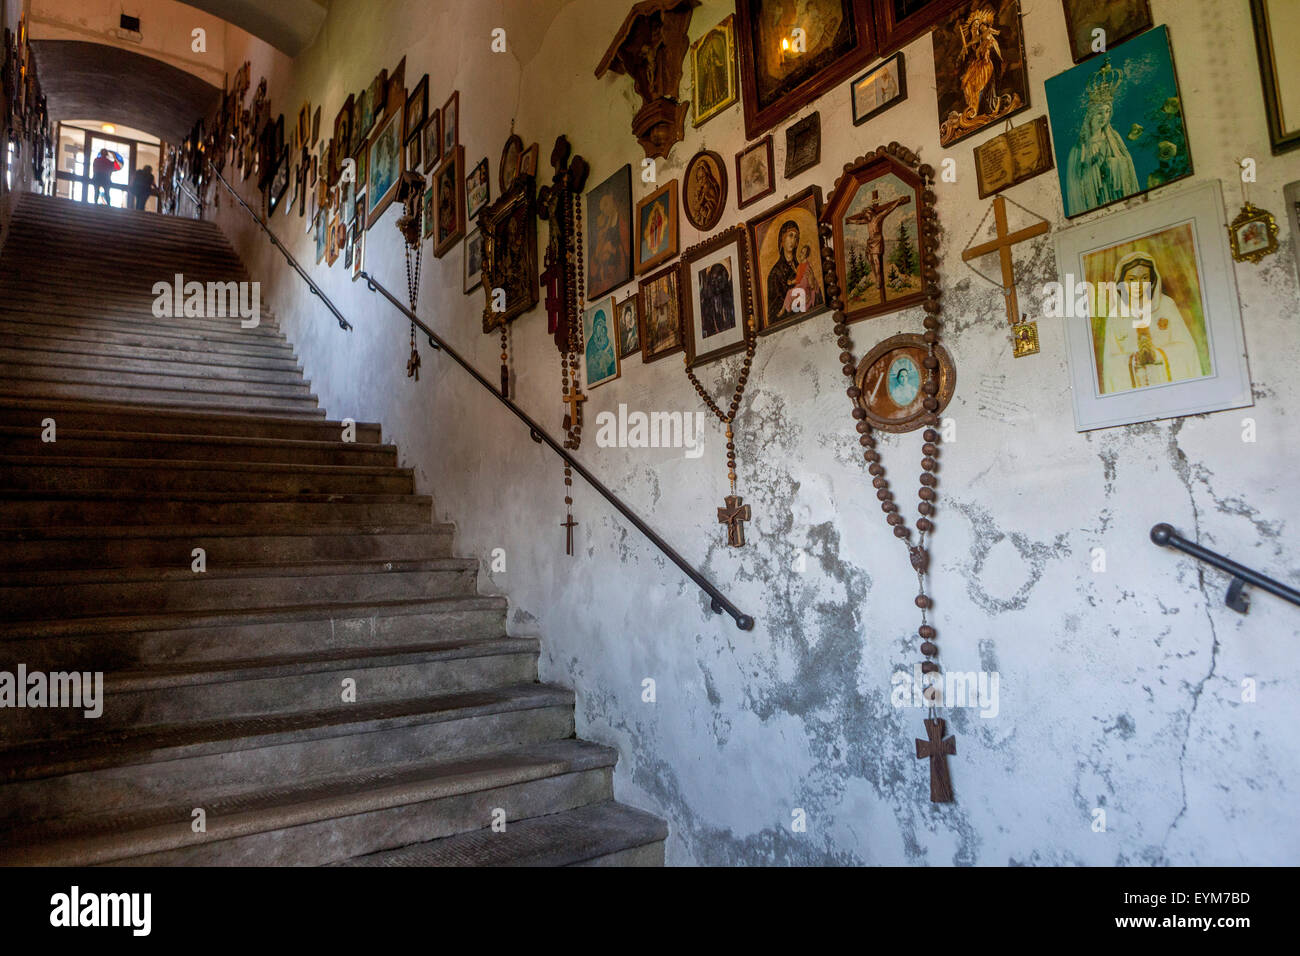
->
[499,134,523,193]
[854,333,955,433]
[683,149,728,231]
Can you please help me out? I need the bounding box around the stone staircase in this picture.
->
[0,193,665,866]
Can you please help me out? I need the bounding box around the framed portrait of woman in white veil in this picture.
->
[1055,180,1253,432]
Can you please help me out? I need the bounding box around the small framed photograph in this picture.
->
[334,95,354,159]
[405,74,428,143]
[1228,202,1279,263]
[406,136,422,174]
[615,293,640,359]
[464,226,484,293]
[784,111,820,179]
[583,297,621,389]
[691,13,738,127]
[326,213,343,266]
[386,57,406,119]
[519,143,539,179]
[351,224,365,281]
[422,183,435,240]
[735,136,775,209]
[314,210,328,263]
[682,225,752,368]
[433,145,466,258]
[637,262,685,363]
[422,109,441,174]
[683,149,727,231]
[1055,180,1253,431]
[851,51,906,125]
[500,133,523,192]
[635,179,679,274]
[441,90,459,160]
[366,108,404,228]
[466,157,490,221]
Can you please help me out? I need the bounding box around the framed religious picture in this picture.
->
[479,174,538,329]
[466,157,490,220]
[635,179,679,274]
[1227,202,1279,264]
[691,14,738,128]
[464,226,485,293]
[1062,0,1151,64]
[343,224,356,272]
[1286,180,1300,285]
[354,189,366,231]
[851,51,906,125]
[340,172,356,225]
[1055,180,1252,432]
[334,95,354,159]
[366,108,404,228]
[582,298,621,389]
[683,149,727,231]
[314,211,328,264]
[298,103,311,147]
[823,148,929,323]
[353,145,368,203]
[855,332,956,432]
[367,69,388,128]
[441,90,459,160]
[354,88,372,143]
[873,0,963,53]
[267,148,290,216]
[735,136,776,209]
[933,0,1029,147]
[748,185,827,334]
[1251,0,1300,154]
[434,145,467,258]
[500,133,523,193]
[422,183,436,240]
[735,0,878,139]
[615,292,640,359]
[311,105,321,146]
[406,136,422,174]
[351,225,365,281]
[386,57,406,119]
[637,262,685,363]
[405,74,428,142]
[1045,26,1191,218]
[326,212,343,266]
[681,226,753,368]
[422,110,441,174]
[519,143,539,179]
[586,164,633,299]
[784,111,821,178]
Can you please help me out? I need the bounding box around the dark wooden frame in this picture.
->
[851,51,906,125]
[635,178,680,274]
[821,143,934,324]
[681,225,754,368]
[585,163,634,300]
[735,0,877,139]
[853,332,955,432]
[735,135,775,209]
[682,149,728,230]
[872,0,962,54]
[334,95,354,159]
[422,110,442,174]
[499,133,523,192]
[405,74,428,142]
[365,108,404,229]
[637,261,686,363]
[1251,0,1300,154]
[748,183,827,335]
[386,57,406,120]
[1061,0,1151,64]
[464,226,484,293]
[434,144,467,259]
[615,292,641,359]
[783,111,821,179]
[441,90,460,161]
[479,171,538,328]
[466,156,491,220]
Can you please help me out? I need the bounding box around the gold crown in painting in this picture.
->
[1086,58,1124,107]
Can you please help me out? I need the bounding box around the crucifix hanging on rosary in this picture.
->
[961,194,1051,359]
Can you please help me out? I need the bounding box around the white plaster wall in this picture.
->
[212,0,1300,865]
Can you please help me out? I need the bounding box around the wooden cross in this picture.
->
[915,717,956,803]
[717,495,752,548]
[406,348,421,381]
[562,387,587,428]
[961,195,1051,329]
[561,514,578,556]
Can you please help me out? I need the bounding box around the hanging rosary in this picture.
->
[396,171,426,381]
[558,184,587,554]
[820,145,956,802]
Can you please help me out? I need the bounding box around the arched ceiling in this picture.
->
[31,40,222,143]
[177,0,328,56]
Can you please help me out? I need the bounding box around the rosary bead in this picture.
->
[564,496,573,505]
[564,477,573,486]
[918,502,934,516]
[923,356,939,370]
[922,331,937,344]
[876,489,892,501]
[922,457,937,471]
[919,624,936,640]
[923,414,941,426]
[833,323,849,336]
[738,374,748,385]
[868,463,884,476]
[920,473,936,487]
[839,351,853,364]
[922,316,939,330]
[846,386,861,399]
[726,442,735,451]
[882,501,897,513]
[922,443,938,456]
[837,336,851,348]
[923,380,939,395]
[919,487,936,501]
[920,641,938,657]
[887,513,903,526]
[864,449,879,462]
[915,594,932,609]
[922,397,939,411]
[852,407,867,420]
[873,477,888,489]
[921,661,940,674]
[923,429,940,443]
[859,434,876,448]
[856,421,871,434]
[893,526,910,539]
[842,363,857,377]
[917,517,933,532]
[923,299,941,314]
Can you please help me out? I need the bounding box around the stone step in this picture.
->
[0,427,395,465]
[0,558,478,620]
[0,316,297,357]
[0,378,323,415]
[0,740,615,866]
[0,684,578,826]
[0,522,451,571]
[0,346,304,382]
[338,801,668,867]
[1,489,432,528]
[2,360,312,398]
[0,333,302,372]
[0,299,284,338]
[0,455,414,495]
[0,399,378,444]
[0,636,540,740]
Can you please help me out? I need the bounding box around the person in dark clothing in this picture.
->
[128,165,156,211]
[91,149,117,204]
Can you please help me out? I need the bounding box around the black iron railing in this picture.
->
[209,164,754,630]
[1150,523,1300,614]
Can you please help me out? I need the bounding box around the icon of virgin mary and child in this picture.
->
[766,218,822,325]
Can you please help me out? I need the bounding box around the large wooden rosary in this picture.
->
[820,143,957,803]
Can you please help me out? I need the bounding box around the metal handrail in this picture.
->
[210,165,352,331]
[208,163,754,630]
[1150,523,1300,614]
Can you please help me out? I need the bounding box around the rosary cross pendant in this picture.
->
[561,515,578,556]
[915,717,956,803]
[406,349,421,381]
[717,495,751,548]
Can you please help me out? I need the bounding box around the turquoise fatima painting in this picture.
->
[1045,25,1191,218]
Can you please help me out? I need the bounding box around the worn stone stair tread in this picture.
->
[0,425,391,454]
[0,683,576,781]
[2,556,475,587]
[0,399,374,439]
[336,801,669,867]
[0,740,617,866]
[104,637,540,692]
[0,522,445,541]
[0,386,325,419]
[0,454,412,479]
[0,593,507,639]
[1,488,426,505]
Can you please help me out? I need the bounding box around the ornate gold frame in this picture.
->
[1228,201,1279,264]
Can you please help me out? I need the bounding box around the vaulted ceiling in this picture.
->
[31,40,222,143]
[177,0,329,55]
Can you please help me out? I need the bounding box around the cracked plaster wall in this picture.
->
[213,0,1300,865]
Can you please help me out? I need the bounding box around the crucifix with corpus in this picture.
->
[961,195,1051,358]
